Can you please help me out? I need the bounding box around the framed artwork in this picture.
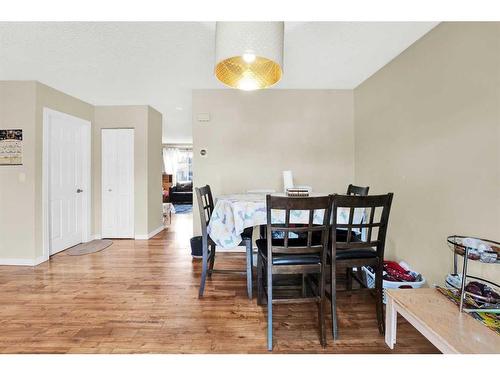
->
[0,129,23,165]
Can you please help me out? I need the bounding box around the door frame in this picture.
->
[42,107,92,260]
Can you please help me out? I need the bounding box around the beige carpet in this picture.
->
[65,239,113,256]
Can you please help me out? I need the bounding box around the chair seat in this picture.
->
[335,248,377,260]
[256,238,321,265]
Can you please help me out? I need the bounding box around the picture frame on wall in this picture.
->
[0,129,23,165]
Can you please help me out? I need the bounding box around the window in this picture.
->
[163,146,193,184]
[175,148,192,182]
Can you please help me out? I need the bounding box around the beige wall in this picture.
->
[94,105,163,238]
[147,106,164,234]
[0,81,94,262]
[193,89,354,235]
[0,82,163,264]
[0,82,37,261]
[354,22,500,285]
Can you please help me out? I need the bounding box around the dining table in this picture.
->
[207,193,366,249]
[206,192,366,301]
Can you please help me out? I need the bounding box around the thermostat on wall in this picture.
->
[197,113,210,122]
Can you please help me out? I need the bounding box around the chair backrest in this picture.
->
[347,184,369,196]
[331,193,393,257]
[195,185,215,237]
[266,195,333,257]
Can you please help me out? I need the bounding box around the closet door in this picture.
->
[101,129,134,238]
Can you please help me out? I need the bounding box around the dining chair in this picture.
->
[257,194,333,350]
[346,184,369,197]
[329,193,393,340]
[195,185,254,299]
[345,184,369,289]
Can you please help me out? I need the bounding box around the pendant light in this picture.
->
[215,22,284,91]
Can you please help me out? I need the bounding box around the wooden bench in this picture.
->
[385,288,500,354]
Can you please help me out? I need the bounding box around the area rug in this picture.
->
[65,239,113,256]
[173,204,192,214]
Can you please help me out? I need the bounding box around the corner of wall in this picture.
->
[0,81,37,264]
[146,106,164,235]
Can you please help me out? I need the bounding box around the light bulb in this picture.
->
[242,52,256,64]
[237,76,258,91]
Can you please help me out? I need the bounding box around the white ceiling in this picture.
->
[0,22,438,143]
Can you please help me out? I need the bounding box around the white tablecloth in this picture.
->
[207,194,364,249]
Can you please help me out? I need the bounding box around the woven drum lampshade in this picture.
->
[215,22,284,91]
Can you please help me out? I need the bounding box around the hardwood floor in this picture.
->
[0,213,438,353]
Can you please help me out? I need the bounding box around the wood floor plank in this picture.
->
[0,214,439,353]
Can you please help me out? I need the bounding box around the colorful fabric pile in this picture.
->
[436,286,500,334]
[383,261,423,282]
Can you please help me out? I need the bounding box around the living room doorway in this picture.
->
[162,144,193,225]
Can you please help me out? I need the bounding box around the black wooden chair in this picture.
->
[329,193,393,340]
[345,184,369,289]
[195,185,254,299]
[347,184,370,197]
[257,194,333,351]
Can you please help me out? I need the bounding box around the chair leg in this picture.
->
[318,265,326,347]
[331,264,338,340]
[208,243,216,278]
[198,240,209,298]
[357,267,366,288]
[267,264,273,351]
[375,260,385,334]
[346,267,353,291]
[257,254,263,305]
[302,274,307,297]
[259,224,266,239]
[245,239,253,300]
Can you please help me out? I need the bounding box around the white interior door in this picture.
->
[48,111,89,255]
[101,129,134,238]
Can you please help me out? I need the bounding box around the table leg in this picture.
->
[385,296,397,349]
[245,239,253,299]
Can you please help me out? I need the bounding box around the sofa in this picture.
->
[169,181,193,204]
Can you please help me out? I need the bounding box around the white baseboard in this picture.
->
[0,258,35,266]
[92,234,102,240]
[134,225,165,240]
[0,255,47,266]
[34,255,49,265]
[148,225,165,238]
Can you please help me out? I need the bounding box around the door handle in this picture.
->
[76,189,83,193]
[107,188,112,192]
